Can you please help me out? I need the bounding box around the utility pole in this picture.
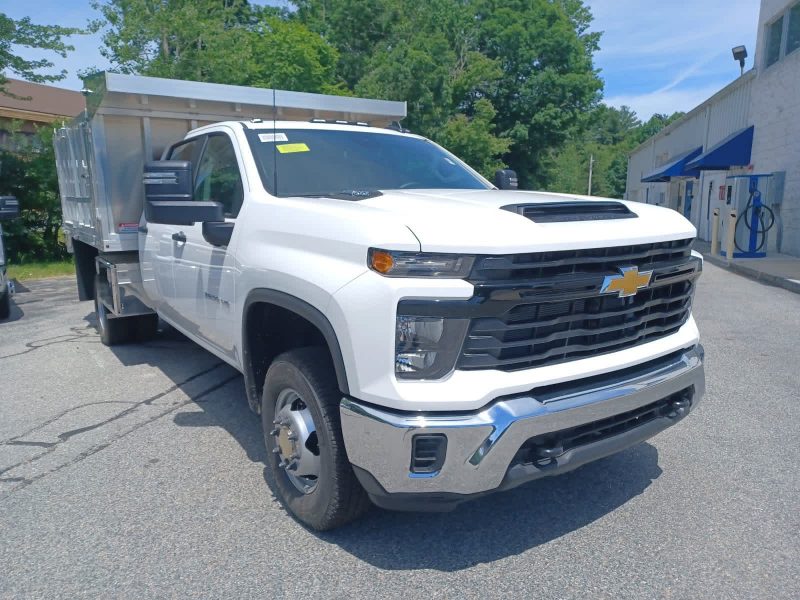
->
[587,154,594,196]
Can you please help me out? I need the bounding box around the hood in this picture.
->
[359,189,696,254]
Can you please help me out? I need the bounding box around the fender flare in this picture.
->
[242,288,350,411]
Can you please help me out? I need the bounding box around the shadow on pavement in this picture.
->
[320,443,661,571]
[1,298,24,323]
[89,311,662,571]
[172,378,266,464]
[87,312,265,465]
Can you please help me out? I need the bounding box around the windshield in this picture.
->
[245,128,489,197]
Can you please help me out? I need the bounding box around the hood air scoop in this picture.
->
[502,201,637,223]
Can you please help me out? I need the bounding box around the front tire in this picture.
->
[262,347,370,530]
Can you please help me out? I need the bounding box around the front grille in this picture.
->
[458,239,698,372]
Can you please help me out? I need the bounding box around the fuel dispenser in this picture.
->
[720,173,784,258]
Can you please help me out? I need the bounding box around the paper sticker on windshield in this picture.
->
[258,132,288,143]
[276,143,310,154]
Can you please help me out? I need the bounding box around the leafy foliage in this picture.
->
[1,0,687,262]
[89,0,345,93]
[436,99,512,177]
[293,0,602,184]
[0,126,68,262]
[544,107,685,198]
[0,13,80,96]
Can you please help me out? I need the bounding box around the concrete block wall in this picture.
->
[750,0,800,255]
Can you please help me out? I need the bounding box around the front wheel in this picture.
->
[262,347,370,530]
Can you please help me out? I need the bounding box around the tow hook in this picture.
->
[665,398,691,420]
[531,443,565,467]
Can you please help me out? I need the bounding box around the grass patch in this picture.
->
[7,260,75,281]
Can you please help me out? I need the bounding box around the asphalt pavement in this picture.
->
[1,264,798,599]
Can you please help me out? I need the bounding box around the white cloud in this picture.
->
[604,83,730,120]
[585,0,761,120]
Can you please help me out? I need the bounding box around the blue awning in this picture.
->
[686,125,754,171]
[641,147,703,182]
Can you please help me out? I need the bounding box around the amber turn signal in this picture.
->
[370,250,395,274]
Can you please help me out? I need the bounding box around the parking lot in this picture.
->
[1,262,798,599]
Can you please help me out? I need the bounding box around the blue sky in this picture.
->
[4,0,760,120]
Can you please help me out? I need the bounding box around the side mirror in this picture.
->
[144,161,223,225]
[494,169,518,190]
[0,196,19,220]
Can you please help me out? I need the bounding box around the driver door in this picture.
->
[170,132,244,358]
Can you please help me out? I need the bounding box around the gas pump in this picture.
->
[720,174,780,258]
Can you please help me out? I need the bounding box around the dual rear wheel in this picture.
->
[93,273,158,345]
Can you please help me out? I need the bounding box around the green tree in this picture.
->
[293,0,401,89]
[545,106,685,199]
[91,0,345,92]
[0,126,68,262]
[297,0,511,174]
[91,0,256,84]
[436,99,512,178]
[472,0,603,187]
[248,17,343,94]
[0,13,80,95]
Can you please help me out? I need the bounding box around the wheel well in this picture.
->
[243,300,347,413]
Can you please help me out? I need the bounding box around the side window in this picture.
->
[168,138,201,163]
[193,134,244,218]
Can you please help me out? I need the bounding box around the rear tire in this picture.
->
[0,290,10,320]
[94,274,132,345]
[262,347,370,530]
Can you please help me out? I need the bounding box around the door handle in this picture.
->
[172,231,187,243]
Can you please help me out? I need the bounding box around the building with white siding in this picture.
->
[625,0,800,257]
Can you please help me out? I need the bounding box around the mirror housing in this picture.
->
[144,160,193,202]
[0,196,20,220]
[494,169,518,190]
[146,200,224,226]
[143,160,223,225]
[202,221,234,247]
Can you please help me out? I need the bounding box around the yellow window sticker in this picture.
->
[276,143,310,154]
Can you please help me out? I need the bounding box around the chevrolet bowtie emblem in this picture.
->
[601,266,653,298]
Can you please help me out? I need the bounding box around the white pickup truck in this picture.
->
[55,73,704,530]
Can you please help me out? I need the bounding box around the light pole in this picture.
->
[587,154,594,196]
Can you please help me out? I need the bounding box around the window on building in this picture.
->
[788,2,800,55]
[766,15,784,67]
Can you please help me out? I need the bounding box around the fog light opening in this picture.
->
[410,434,447,474]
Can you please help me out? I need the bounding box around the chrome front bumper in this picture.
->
[341,345,704,504]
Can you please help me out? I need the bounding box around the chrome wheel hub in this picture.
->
[271,388,320,494]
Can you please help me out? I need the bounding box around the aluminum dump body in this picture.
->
[54,72,406,253]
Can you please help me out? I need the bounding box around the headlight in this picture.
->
[369,248,475,278]
[395,316,469,380]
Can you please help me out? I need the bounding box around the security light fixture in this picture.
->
[732,45,748,75]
